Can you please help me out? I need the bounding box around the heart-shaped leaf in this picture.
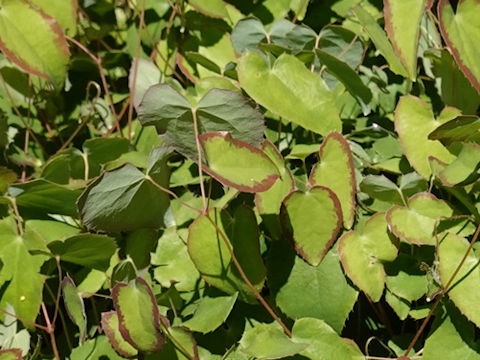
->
[386,193,452,245]
[182,293,238,334]
[395,95,456,178]
[62,276,87,344]
[237,51,341,135]
[292,318,364,360]
[281,187,342,266]
[268,243,359,333]
[78,161,170,232]
[239,323,307,360]
[339,213,398,302]
[101,311,138,358]
[0,0,70,88]
[187,207,266,303]
[438,0,480,94]
[437,232,480,328]
[112,277,164,353]
[199,132,280,193]
[310,132,356,229]
[138,84,265,160]
[384,0,427,80]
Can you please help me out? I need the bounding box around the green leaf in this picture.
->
[70,335,127,360]
[0,167,17,194]
[352,5,408,77]
[438,232,480,328]
[152,228,200,292]
[24,219,79,244]
[101,311,138,358]
[189,0,228,18]
[199,132,280,193]
[254,140,295,239]
[231,17,267,54]
[48,234,116,271]
[150,326,199,360]
[182,293,238,334]
[129,58,161,109]
[82,137,131,178]
[237,51,341,135]
[385,253,429,302]
[187,207,266,303]
[281,187,342,266]
[62,276,87,344]
[438,0,480,93]
[424,304,480,360]
[394,95,456,178]
[9,179,82,217]
[0,0,70,88]
[386,193,452,245]
[112,277,165,353]
[315,50,372,114]
[339,213,397,302]
[428,115,480,145]
[0,219,43,325]
[360,175,403,204]
[28,0,77,36]
[268,243,358,333]
[317,25,364,70]
[239,323,307,359]
[426,50,480,114]
[383,0,426,79]
[292,318,365,360]
[436,143,480,186]
[138,84,265,160]
[0,349,22,360]
[124,228,158,270]
[309,132,356,229]
[78,162,170,232]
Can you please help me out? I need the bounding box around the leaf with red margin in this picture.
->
[101,311,138,358]
[199,132,280,193]
[339,213,398,302]
[281,186,342,266]
[62,275,87,344]
[255,140,295,239]
[309,132,356,229]
[383,0,427,80]
[0,349,22,360]
[111,277,165,353]
[438,0,480,94]
[386,192,453,245]
[0,0,70,89]
[28,0,78,36]
[437,143,480,187]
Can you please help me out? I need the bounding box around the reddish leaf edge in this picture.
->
[386,192,443,245]
[199,132,280,193]
[280,185,343,266]
[437,0,480,94]
[0,349,22,360]
[309,131,356,229]
[111,277,165,353]
[101,311,138,358]
[0,0,70,84]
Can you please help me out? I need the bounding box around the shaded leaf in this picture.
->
[62,276,87,344]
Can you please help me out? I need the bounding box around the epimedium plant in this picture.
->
[0,0,480,359]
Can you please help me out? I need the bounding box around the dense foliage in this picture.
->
[1,0,480,359]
